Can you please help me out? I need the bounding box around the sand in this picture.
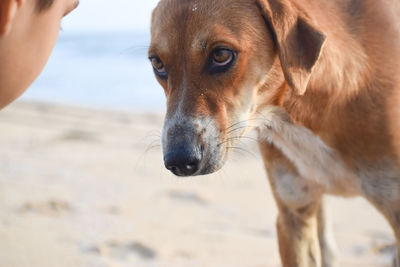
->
[0,101,396,267]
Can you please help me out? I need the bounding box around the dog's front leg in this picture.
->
[362,180,400,267]
[317,198,339,267]
[259,141,326,267]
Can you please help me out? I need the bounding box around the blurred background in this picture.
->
[21,0,165,112]
[0,1,396,267]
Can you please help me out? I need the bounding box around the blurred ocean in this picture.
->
[21,31,166,112]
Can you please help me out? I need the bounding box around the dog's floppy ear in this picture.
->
[256,0,326,95]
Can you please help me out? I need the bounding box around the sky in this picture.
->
[62,0,160,32]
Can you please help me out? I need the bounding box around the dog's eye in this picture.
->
[150,57,168,79]
[209,48,236,74]
[212,49,234,66]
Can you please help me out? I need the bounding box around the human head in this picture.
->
[0,0,79,109]
[37,0,55,11]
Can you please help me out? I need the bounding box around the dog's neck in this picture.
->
[275,22,372,130]
[308,34,370,103]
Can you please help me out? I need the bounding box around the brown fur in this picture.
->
[150,0,400,265]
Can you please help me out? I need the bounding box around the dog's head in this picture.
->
[149,0,325,177]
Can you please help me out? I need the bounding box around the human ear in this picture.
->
[0,0,24,35]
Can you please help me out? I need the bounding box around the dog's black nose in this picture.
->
[164,146,202,176]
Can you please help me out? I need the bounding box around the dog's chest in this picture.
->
[261,115,400,197]
[258,107,400,197]
[258,108,360,195]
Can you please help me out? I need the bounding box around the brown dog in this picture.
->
[148,0,400,266]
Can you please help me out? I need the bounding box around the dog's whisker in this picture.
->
[145,129,161,136]
[145,143,161,153]
[139,130,161,143]
[134,139,162,172]
[238,136,259,142]
[224,118,258,132]
[224,117,269,132]
[226,125,256,135]
[226,146,258,159]
[218,136,259,147]
[143,139,161,148]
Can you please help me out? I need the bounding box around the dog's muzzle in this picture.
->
[162,114,225,177]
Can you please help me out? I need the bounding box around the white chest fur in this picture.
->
[256,106,360,196]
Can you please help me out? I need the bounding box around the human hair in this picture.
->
[37,0,54,11]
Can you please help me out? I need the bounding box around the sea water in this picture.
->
[21,31,166,112]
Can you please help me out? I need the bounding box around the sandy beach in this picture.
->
[0,101,396,267]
